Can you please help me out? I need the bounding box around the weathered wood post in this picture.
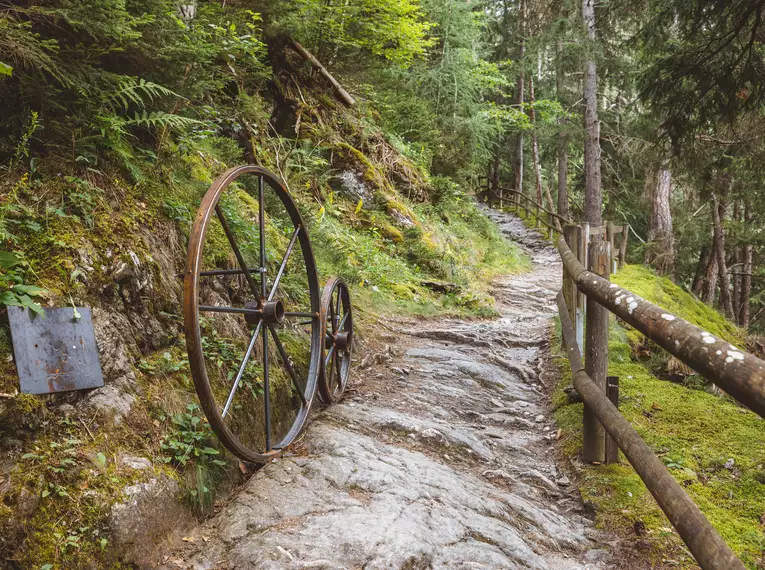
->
[605,375,620,464]
[606,222,616,275]
[536,202,540,228]
[562,225,578,350]
[499,186,504,209]
[583,238,610,464]
[619,224,629,268]
[575,223,589,349]
[548,212,554,240]
[523,195,529,219]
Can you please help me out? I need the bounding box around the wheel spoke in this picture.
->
[325,344,335,367]
[263,319,272,451]
[197,268,261,278]
[215,205,260,297]
[333,289,341,333]
[200,305,260,316]
[259,175,267,299]
[328,290,336,333]
[327,344,336,391]
[268,227,301,302]
[338,310,350,331]
[221,322,262,418]
[335,349,343,387]
[268,324,306,406]
[285,311,318,318]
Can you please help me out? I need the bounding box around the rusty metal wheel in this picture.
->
[183,165,321,463]
[319,277,353,403]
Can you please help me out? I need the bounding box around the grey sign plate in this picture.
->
[8,307,104,394]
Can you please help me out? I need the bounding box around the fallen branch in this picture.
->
[290,40,356,107]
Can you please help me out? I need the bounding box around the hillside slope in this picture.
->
[0,44,527,570]
[552,265,765,569]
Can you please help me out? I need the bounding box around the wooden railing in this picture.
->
[555,229,764,570]
[483,184,629,274]
[481,180,758,568]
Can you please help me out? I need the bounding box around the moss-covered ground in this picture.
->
[552,265,765,569]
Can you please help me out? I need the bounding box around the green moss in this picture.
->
[613,265,744,346]
[333,142,391,194]
[553,306,765,568]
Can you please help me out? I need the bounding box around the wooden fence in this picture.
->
[483,182,762,569]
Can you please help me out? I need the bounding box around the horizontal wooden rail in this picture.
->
[556,291,745,570]
[558,236,765,419]
[494,185,571,225]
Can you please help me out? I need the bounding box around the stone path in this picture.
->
[164,207,614,570]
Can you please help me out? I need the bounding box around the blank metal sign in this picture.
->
[8,307,104,394]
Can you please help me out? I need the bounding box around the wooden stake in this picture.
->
[583,239,609,463]
[606,221,615,275]
[605,375,619,464]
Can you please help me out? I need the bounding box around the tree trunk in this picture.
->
[740,199,753,328]
[732,199,742,321]
[529,73,543,205]
[644,165,674,276]
[491,152,500,189]
[556,38,569,221]
[711,189,734,319]
[514,0,526,195]
[692,246,710,298]
[582,0,601,226]
[702,241,719,305]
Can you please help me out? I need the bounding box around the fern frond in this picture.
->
[125,111,205,131]
[108,77,184,111]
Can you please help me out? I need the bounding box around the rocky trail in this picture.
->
[162,207,618,570]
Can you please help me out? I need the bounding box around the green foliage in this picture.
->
[0,250,46,314]
[159,403,228,514]
[159,403,226,468]
[278,0,433,67]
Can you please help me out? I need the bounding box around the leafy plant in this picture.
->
[159,403,226,468]
[0,250,46,314]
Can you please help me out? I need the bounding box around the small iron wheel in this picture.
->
[319,277,353,403]
[184,165,321,463]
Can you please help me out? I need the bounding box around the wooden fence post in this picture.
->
[536,202,540,228]
[606,222,615,276]
[605,375,620,464]
[562,225,578,350]
[583,239,610,464]
[499,186,503,209]
[575,223,589,349]
[619,224,629,268]
[548,212,554,240]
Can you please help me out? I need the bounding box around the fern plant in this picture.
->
[86,76,207,178]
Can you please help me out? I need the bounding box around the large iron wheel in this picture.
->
[184,165,321,463]
[319,277,353,403]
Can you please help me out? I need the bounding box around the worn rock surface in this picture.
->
[163,207,615,569]
[110,474,194,567]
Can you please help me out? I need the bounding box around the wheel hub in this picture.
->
[244,299,286,326]
[335,331,350,351]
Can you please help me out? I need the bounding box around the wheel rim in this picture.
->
[319,277,353,403]
[184,166,321,463]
